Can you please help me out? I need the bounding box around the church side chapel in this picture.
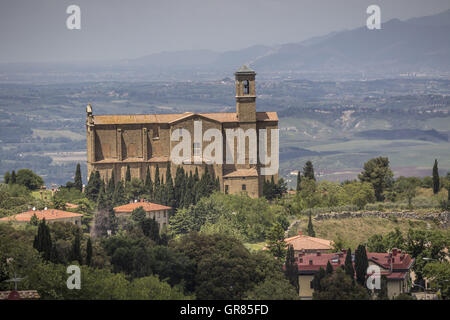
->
[86,66,278,198]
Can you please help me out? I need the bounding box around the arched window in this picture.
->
[243,80,250,95]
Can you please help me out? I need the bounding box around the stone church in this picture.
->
[86,66,278,198]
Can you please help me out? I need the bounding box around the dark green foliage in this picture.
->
[33,219,53,261]
[354,244,369,286]
[74,163,83,192]
[432,159,440,194]
[284,244,299,292]
[86,237,92,266]
[29,213,39,226]
[144,166,153,198]
[3,171,10,184]
[358,157,394,201]
[263,176,287,200]
[10,170,16,184]
[296,171,301,191]
[313,268,370,300]
[165,163,175,207]
[326,260,333,275]
[267,223,286,260]
[125,165,131,182]
[344,248,354,280]
[303,161,315,181]
[307,211,315,237]
[311,267,326,291]
[85,171,102,202]
[12,169,43,190]
[70,229,82,264]
[112,180,126,206]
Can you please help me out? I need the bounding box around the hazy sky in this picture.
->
[0,0,449,63]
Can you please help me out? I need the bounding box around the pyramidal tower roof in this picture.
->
[235,65,256,75]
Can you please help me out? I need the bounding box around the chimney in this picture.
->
[392,248,398,256]
[309,259,313,265]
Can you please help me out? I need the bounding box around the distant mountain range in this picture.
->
[128,9,450,77]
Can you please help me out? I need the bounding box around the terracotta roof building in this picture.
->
[284,233,333,253]
[86,66,278,198]
[0,209,82,225]
[114,199,171,231]
[295,248,415,300]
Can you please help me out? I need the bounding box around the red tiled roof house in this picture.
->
[0,209,82,226]
[113,199,171,231]
[296,248,414,299]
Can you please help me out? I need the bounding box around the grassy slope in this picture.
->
[289,216,441,250]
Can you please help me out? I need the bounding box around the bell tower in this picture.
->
[235,65,256,122]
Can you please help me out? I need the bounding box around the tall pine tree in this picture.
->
[303,161,316,181]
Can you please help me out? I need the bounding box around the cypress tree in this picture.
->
[145,166,153,198]
[107,170,115,195]
[326,260,333,275]
[112,180,126,206]
[344,248,354,280]
[97,181,108,210]
[125,165,131,183]
[296,171,302,192]
[285,244,299,291]
[70,229,82,264]
[86,237,92,266]
[307,211,315,237]
[108,207,118,235]
[154,166,160,189]
[303,161,315,181]
[10,170,16,184]
[33,219,52,261]
[74,163,83,192]
[312,267,326,292]
[432,159,440,194]
[165,163,175,207]
[354,244,369,286]
[194,167,199,182]
[4,171,10,184]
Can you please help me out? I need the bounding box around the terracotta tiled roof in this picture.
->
[93,111,278,125]
[114,201,172,213]
[65,203,79,209]
[0,209,82,222]
[0,290,40,300]
[223,168,259,178]
[285,234,333,251]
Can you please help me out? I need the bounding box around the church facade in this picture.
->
[86,66,278,198]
